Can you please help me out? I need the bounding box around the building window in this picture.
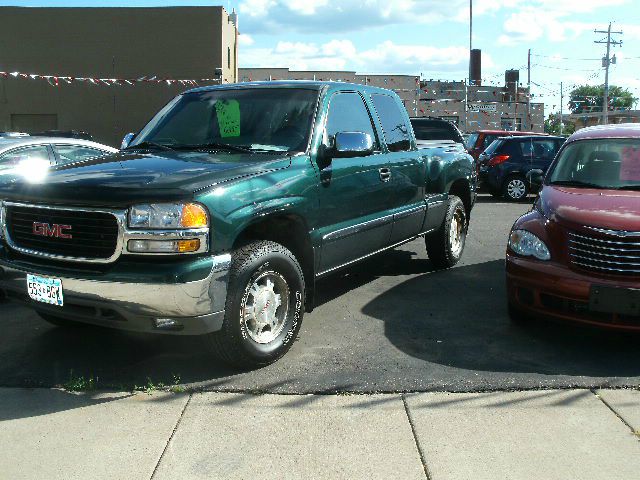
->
[501,118,522,131]
[227,47,231,70]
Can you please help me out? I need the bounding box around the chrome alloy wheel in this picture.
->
[507,179,526,200]
[241,271,290,344]
[449,207,465,257]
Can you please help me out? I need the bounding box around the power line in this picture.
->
[531,53,600,61]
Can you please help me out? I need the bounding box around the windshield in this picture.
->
[130,88,319,153]
[547,138,640,190]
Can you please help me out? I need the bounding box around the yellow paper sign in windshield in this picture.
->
[215,100,241,138]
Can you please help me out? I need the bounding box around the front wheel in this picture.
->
[207,240,305,369]
[426,195,467,269]
[503,175,529,201]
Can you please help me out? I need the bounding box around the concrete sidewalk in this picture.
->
[1,388,638,480]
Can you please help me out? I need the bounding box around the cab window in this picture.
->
[325,92,378,150]
[55,145,108,165]
[371,94,411,152]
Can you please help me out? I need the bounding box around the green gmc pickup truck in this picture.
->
[0,81,476,367]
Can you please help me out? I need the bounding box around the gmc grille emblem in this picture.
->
[32,222,73,239]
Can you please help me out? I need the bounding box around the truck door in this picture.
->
[316,91,393,273]
[370,93,426,244]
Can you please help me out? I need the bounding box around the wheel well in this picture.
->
[449,179,472,218]
[234,215,315,312]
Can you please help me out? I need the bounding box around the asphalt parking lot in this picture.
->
[2,194,640,394]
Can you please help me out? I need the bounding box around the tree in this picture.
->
[544,115,575,136]
[568,85,638,114]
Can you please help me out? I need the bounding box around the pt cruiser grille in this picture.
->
[569,230,640,275]
[6,205,119,260]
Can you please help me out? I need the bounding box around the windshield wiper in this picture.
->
[175,142,253,153]
[124,141,175,151]
[549,180,604,189]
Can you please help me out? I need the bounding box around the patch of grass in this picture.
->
[133,377,166,395]
[169,374,186,393]
[63,370,97,392]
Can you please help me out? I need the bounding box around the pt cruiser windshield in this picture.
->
[128,88,319,154]
[548,138,640,190]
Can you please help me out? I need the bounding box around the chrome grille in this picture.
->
[568,230,640,275]
[5,204,120,261]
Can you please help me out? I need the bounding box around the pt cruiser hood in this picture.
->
[0,150,292,207]
[539,185,640,231]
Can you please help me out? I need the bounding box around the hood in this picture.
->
[539,185,640,231]
[0,150,291,207]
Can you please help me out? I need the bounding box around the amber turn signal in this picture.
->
[177,239,201,253]
[180,203,209,228]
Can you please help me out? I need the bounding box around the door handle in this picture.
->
[379,167,391,182]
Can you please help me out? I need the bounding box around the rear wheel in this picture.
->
[503,175,529,201]
[207,240,305,369]
[426,195,467,269]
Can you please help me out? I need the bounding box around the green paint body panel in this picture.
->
[0,81,477,294]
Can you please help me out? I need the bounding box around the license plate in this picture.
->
[589,285,640,316]
[27,274,64,307]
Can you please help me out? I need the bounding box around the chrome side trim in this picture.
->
[394,204,426,220]
[2,201,127,264]
[322,213,394,243]
[317,233,426,277]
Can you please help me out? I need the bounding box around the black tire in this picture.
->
[502,175,529,202]
[37,312,81,328]
[208,240,305,369]
[426,195,467,269]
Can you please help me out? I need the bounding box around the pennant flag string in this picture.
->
[0,70,223,87]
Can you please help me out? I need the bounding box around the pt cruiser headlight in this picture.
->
[129,203,208,229]
[508,229,551,261]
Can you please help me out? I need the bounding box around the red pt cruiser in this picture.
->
[506,124,640,330]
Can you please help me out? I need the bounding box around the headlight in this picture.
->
[508,229,551,260]
[129,203,208,229]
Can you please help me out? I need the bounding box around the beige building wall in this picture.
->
[0,6,238,146]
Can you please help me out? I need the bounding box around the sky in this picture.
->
[2,0,640,115]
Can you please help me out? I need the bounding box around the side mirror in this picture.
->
[332,132,374,158]
[526,169,545,190]
[121,132,136,150]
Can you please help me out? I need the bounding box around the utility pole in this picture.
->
[468,0,473,81]
[527,48,531,130]
[594,23,623,125]
[560,81,564,135]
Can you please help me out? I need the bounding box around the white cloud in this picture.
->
[238,33,255,46]
[240,38,485,75]
[497,0,630,45]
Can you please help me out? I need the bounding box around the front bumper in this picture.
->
[0,252,231,335]
[506,253,640,331]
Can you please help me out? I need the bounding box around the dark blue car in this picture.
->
[478,135,565,201]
